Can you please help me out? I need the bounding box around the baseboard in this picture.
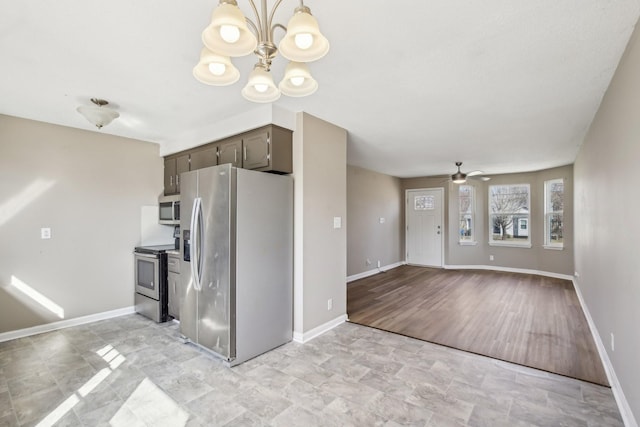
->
[0,306,136,343]
[347,261,406,283]
[444,264,574,281]
[571,279,638,427]
[293,314,348,343]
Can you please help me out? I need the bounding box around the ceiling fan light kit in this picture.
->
[76,98,119,129]
[450,161,490,184]
[194,0,329,103]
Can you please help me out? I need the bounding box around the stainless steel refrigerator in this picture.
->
[179,164,293,366]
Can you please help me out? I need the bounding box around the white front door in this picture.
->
[406,188,443,267]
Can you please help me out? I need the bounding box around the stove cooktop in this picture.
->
[134,244,177,254]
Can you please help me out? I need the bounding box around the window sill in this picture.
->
[543,245,564,251]
[488,241,532,248]
[458,241,478,246]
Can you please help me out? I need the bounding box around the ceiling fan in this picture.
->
[450,162,490,184]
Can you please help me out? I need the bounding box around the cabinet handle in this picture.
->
[170,175,173,186]
[234,149,237,163]
[176,174,179,186]
[243,146,247,161]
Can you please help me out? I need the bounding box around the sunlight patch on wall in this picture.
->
[10,275,64,319]
[0,179,55,227]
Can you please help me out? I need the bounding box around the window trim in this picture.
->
[544,178,564,250]
[458,184,476,245]
[488,183,531,248]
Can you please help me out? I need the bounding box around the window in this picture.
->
[415,195,435,210]
[489,184,531,247]
[458,185,475,244]
[544,178,564,249]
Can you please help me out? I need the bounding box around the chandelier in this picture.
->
[193,0,329,103]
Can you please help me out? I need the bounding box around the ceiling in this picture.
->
[1,1,638,178]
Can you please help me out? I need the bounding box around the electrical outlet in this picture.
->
[377,260,381,268]
[327,299,333,311]
[379,217,385,224]
[489,255,494,261]
[333,217,341,229]
[574,271,580,277]
[611,333,615,352]
[41,228,51,239]
[366,259,372,266]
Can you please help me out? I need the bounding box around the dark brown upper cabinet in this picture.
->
[163,125,292,195]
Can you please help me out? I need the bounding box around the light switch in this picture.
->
[333,217,342,229]
[379,217,385,224]
[41,228,51,239]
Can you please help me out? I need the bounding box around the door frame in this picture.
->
[405,187,445,267]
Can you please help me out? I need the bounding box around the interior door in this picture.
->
[406,188,443,267]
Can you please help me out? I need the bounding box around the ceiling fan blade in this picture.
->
[468,175,491,181]
[466,170,483,177]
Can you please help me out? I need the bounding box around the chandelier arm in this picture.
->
[245,18,260,39]
[267,0,286,38]
[247,0,264,40]
[260,0,271,42]
[271,24,287,36]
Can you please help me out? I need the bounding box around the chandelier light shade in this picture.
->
[279,61,317,97]
[242,64,281,103]
[195,0,329,103]
[76,98,119,129]
[278,6,329,62]
[193,48,240,85]
[202,1,257,57]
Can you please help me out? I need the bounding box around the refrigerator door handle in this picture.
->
[191,197,203,291]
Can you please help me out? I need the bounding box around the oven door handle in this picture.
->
[134,253,158,260]
[191,197,203,291]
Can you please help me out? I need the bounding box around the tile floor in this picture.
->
[0,314,624,427]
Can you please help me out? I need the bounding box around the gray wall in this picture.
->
[401,166,574,276]
[293,113,347,336]
[574,19,640,422]
[347,166,403,276]
[0,115,163,333]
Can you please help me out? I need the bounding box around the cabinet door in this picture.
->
[218,138,243,168]
[168,271,180,320]
[175,155,190,194]
[164,158,177,195]
[190,146,217,170]
[243,130,270,170]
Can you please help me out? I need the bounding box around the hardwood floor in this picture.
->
[347,265,609,386]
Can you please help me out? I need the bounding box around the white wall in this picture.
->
[0,115,163,333]
[293,113,347,338]
[574,19,640,426]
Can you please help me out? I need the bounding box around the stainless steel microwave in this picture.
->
[159,195,180,225]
